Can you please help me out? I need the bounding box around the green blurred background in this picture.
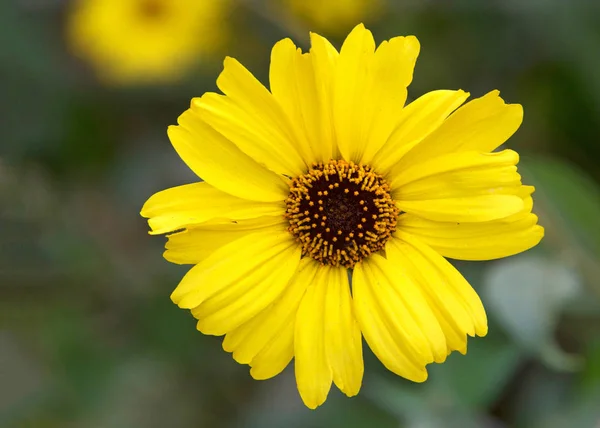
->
[2,0,600,427]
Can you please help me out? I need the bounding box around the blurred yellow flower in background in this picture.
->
[67,0,228,85]
[282,0,382,34]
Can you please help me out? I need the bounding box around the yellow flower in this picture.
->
[141,24,544,409]
[281,0,382,34]
[67,0,227,85]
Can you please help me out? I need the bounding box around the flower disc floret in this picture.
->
[285,160,400,268]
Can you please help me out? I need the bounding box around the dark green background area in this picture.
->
[2,1,600,427]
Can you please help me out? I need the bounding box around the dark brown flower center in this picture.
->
[285,160,399,269]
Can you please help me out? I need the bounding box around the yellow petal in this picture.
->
[192,244,302,335]
[398,90,523,167]
[309,32,339,160]
[432,304,469,356]
[397,194,524,223]
[164,216,286,265]
[332,24,376,162]
[294,267,333,409]
[270,39,319,164]
[372,90,469,174]
[503,185,536,222]
[390,150,522,199]
[367,255,448,363]
[169,110,288,202]
[359,35,421,165]
[352,260,429,382]
[170,224,296,309]
[334,25,420,164]
[324,266,363,397]
[222,257,319,364]
[397,213,544,261]
[217,57,307,175]
[355,256,434,365]
[249,318,295,381]
[392,149,519,188]
[387,234,488,338]
[141,182,285,234]
[194,93,304,177]
[386,236,474,340]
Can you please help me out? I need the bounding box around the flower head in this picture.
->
[141,24,544,409]
[67,0,227,85]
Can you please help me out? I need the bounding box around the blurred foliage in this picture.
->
[2,0,600,427]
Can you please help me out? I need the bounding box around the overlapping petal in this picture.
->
[164,216,286,264]
[295,265,363,409]
[352,256,431,381]
[309,32,340,160]
[397,90,523,168]
[397,194,523,223]
[141,182,285,234]
[358,35,421,165]
[392,150,525,222]
[222,257,318,366]
[191,241,301,335]
[372,89,469,175]
[169,110,288,202]
[294,267,331,409]
[249,319,295,381]
[386,233,488,350]
[397,213,544,261]
[170,224,299,310]
[390,149,521,194]
[324,266,363,398]
[333,24,420,164]
[503,185,536,221]
[270,39,325,163]
[194,57,306,177]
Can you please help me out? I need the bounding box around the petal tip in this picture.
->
[457,89,471,99]
[249,367,266,381]
[222,55,236,66]
[173,291,200,309]
[169,290,181,305]
[412,369,429,383]
[476,323,489,337]
[510,103,524,120]
[340,386,361,398]
[533,224,545,242]
[403,35,421,52]
[344,23,374,46]
[308,30,324,43]
[274,37,295,48]
[300,395,327,410]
